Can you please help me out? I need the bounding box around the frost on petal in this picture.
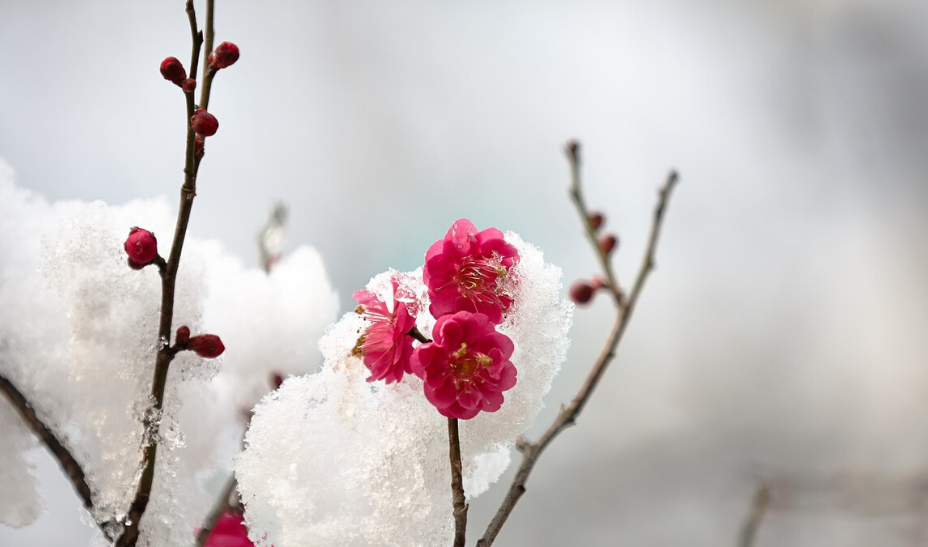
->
[236,231,571,547]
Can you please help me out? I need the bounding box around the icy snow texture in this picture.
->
[0,160,338,545]
[0,399,43,527]
[235,234,572,547]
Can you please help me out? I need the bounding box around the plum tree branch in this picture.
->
[0,373,96,516]
[476,145,679,547]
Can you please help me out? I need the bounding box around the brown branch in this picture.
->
[195,475,238,547]
[738,482,770,547]
[476,147,679,547]
[198,0,216,111]
[448,418,468,547]
[115,2,220,545]
[0,373,95,512]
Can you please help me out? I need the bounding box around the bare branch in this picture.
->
[738,482,771,547]
[195,476,239,547]
[448,418,468,547]
[477,147,679,547]
[0,372,94,512]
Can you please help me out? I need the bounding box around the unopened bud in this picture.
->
[124,227,158,265]
[271,373,284,390]
[565,140,580,162]
[599,234,617,255]
[188,334,225,358]
[589,211,604,231]
[160,57,187,86]
[176,326,190,345]
[182,78,197,93]
[210,42,240,69]
[195,134,205,155]
[569,280,596,305]
[191,109,219,137]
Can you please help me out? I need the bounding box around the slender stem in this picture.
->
[198,0,216,111]
[115,3,217,545]
[407,326,431,343]
[195,476,238,547]
[448,418,468,547]
[738,482,771,547]
[476,156,679,547]
[0,373,96,515]
[566,144,624,304]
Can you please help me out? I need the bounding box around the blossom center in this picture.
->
[449,342,492,383]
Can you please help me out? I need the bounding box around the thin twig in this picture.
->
[0,373,96,513]
[198,0,216,111]
[738,482,770,547]
[115,3,218,545]
[448,418,468,547]
[195,476,239,547]
[476,146,679,547]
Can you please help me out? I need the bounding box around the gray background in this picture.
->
[2,0,928,545]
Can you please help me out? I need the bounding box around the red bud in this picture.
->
[569,280,596,305]
[210,42,240,69]
[124,227,158,265]
[160,57,187,86]
[191,109,219,137]
[589,212,604,231]
[182,78,197,93]
[176,326,190,345]
[188,334,225,358]
[271,373,284,390]
[599,234,617,255]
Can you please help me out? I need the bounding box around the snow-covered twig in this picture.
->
[477,144,679,546]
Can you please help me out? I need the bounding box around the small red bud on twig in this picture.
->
[589,212,604,231]
[599,234,617,255]
[160,57,187,87]
[181,78,197,93]
[590,275,606,290]
[565,140,580,162]
[271,373,284,390]
[569,280,596,305]
[188,334,225,358]
[175,326,190,345]
[191,109,219,137]
[124,227,158,266]
[194,134,205,156]
[210,42,240,69]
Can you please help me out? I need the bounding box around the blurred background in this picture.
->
[2,0,928,545]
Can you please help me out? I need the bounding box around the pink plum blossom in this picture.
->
[203,511,253,547]
[411,311,516,419]
[423,218,519,324]
[353,277,416,384]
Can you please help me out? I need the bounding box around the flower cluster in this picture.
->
[352,218,520,419]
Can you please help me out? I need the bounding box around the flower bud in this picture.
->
[182,78,197,93]
[210,42,240,69]
[124,227,158,265]
[175,326,190,345]
[195,134,205,155]
[569,280,595,304]
[565,140,580,162]
[160,57,187,86]
[589,211,604,231]
[271,373,284,390]
[191,109,219,137]
[188,334,225,358]
[599,233,617,255]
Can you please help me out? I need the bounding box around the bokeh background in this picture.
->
[2,0,928,545]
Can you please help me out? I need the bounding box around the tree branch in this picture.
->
[194,475,239,547]
[738,482,770,547]
[115,2,219,545]
[0,372,95,512]
[476,147,679,547]
[448,418,468,547]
